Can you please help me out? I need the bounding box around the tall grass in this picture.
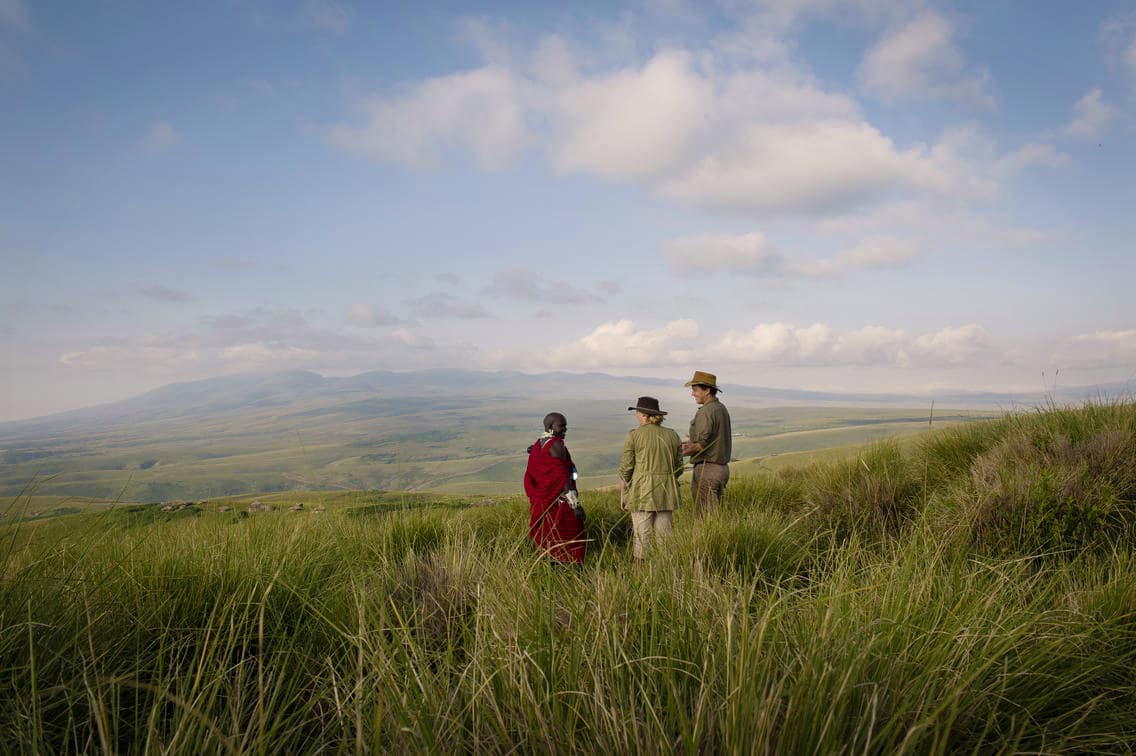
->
[3,402,1136,752]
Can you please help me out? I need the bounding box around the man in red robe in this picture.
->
[524,412,586,563]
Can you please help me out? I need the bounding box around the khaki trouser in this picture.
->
[630,510,673,560]
[692,462,729,518]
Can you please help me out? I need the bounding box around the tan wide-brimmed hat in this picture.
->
[683,370,722,391]
[628,396,667,416]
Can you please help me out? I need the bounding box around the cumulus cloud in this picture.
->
[1064,88,1118,140]
[664,232,785,276]
[910,323,991,365]
[143,121,180,153]
[347,304,401,327]
[404,292,490,319]
[323,9,1067,250]
[530,317,992,370]
[710,321,990,367]
[995,142,1069,176]
[544,318,700,368]
[662,120,949,215]
[1054,330,1136,369]
[548,50,712,180]
[327,66,529,170]
[139,285,193,303]
[327,30,1033,221]
[483,267,601,304]
[858,10,994,108]
[662,232,916,279]
[795,237,918,277]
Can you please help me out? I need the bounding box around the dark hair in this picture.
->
[695,384,719,397]
[543,412,566,431]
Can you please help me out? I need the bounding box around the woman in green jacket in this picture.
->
[620,396,684,560]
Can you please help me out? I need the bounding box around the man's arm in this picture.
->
[683,408,712,457]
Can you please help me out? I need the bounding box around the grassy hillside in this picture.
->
[2,401,1135,752]
[0,398,989,501]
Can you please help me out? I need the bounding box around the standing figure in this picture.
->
[680,371,732,518]
[620,397,683,560]
[524,412,586,564]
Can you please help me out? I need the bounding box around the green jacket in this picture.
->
[688,396,732,464]
[619,423,684,512]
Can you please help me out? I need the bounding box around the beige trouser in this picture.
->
[630,510,673,559]
[692,462,729,518]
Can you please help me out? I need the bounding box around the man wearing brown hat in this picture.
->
[681,371,732,517]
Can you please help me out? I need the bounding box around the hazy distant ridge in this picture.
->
[3,368,1128,433]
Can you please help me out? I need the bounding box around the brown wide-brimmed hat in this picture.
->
[683,370,722,391]
[628,396,667,416]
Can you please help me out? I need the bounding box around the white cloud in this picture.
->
[326,14,1045,223]
[327,66,529,170]
[661,120,947,215]
[218,343,321,364]
[910,323,991,366]
[1054,330,1136,369]
[661,232,915,281]
[995,142,1069,176]
[548,50,712,180]
[528,317,994,370]
[143,121,180,153]
[544,318,700,368]
[663,232,785,276]
[710,321,990,367]
[795,237,918,277]
[1064,88,1118,140]
[858,10,994,108]
[703,321,990,367]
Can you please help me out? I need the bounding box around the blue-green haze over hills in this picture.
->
[2,369,1125,502]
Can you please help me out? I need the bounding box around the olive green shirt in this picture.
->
[688,396,732,464]
[619,423,683,512]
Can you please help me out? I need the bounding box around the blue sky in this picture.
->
[2,0,1135,421]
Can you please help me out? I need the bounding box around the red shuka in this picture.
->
[523,437,586,563]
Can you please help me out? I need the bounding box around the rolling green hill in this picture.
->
[3,401,1134,752]
[0,387,992,500]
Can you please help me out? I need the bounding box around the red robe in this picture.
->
[523,436,586,563]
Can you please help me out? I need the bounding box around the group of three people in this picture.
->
[524,370,732,564]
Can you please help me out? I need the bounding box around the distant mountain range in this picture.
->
[3,368,1130,433]
[1,369,1129,502]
